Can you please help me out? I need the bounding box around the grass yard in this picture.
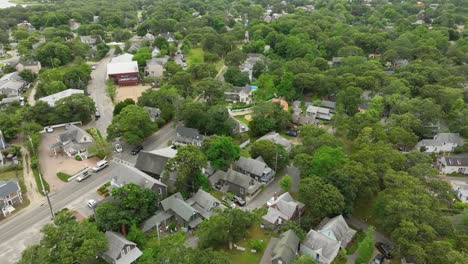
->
[240,148,251,158]
[187,48,204,66]
[234,115,251,125]
[222,225,273,264]
[346,230,366,255]
[33,168,49,195]
[56,172,72,182]
[0,170,19,181]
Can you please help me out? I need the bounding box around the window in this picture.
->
[240,188,244,195]
[121,249,125,256]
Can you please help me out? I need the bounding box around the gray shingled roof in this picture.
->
[417,133,464,148]
[111,163,166,189]
[103,231,142,263]
[161,193,197,222]
[235,156,272,177]
[0,180,20,198]
[134,146,177,175]
[271,230,300,264]
[301,230,341,263]
[141,210,173,232]
[58,125,92,144]
[318,215,356,248]
[443,156,468,167]
[258,132,292,152]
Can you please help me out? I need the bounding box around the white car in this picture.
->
[115,144,123,153]
[92,65,97,70]
[87,199,97,208]
[45,127,54,133]
[182,63,187,67]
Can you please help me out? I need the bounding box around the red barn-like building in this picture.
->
[107,61,139,86]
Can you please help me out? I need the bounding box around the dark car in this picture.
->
[286,130,298,137]
[233,195,246,206]
[95,111,101,120]
[375,242,392,259]
[131,145,143,155]
[371,254,385,264]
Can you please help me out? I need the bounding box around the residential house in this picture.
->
[128,42,142,53]
[240,53,264,81]
[174,126,204,147]
[50,125,93,158]
[258,132,292,153]
[144,56,169,78]
[134,146,177,178]
[321,100,336,113]
[262,192,305,228]
[0,179,23,217]
[260,230,300,264]
[101,231,142,264]
[437,156,468,175]
[297,5,315,12]
[415,133,464,153]
[272,98,289,111]
[301,215,356,264]
[306,105,333,122]
[0,72,27,97]
[0,130,7,167]
[159,32,175,44]
[110,163,167,201]
[143,33,155,42]
[38,89,84,107]
[151,47,160,57]
[235,156,275,183]
[69,19,81,30]
[107,54,139,86]
[451,181,468,203]
[142,189,224,233]
[292,101,315,125]
[80,35,99,46]
[331,57,343,67]
[143,106,161,122]
[209,169,261,199]
[225,85,253,104]
[17,21,33,31]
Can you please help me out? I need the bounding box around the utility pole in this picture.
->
[28,136,55,218]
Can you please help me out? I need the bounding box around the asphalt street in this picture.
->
[0,167,113,264]
[86,50,115,138]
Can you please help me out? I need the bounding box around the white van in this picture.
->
[92,160,109,172]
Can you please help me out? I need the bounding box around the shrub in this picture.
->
[56,172,72,182]
[355,226,375,264]
[249,239,265,251]
[75,155,82,161]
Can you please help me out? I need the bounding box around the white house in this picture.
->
[437,156,468,175]
[451,181,468,203]
[38,89,84,107]
[416,133,464,153]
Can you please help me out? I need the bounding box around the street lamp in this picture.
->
[28,136,55,218]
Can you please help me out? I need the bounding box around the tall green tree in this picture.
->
[164,145,208,194]
[107,104,156,144]
[203,136,240,171]
[250,140,289,171]
[18,210,107,264]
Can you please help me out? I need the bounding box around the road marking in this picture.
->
[111,157,135,167]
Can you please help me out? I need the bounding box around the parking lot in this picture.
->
[38,127,100,192]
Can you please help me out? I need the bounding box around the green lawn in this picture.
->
[0,170,19,181]
[346,230,366,255]
[234,115,251,125]
[56,172,72,182]
[222,225,272,264]
[240,148,251,158]
[33,168,49,195]
[187,48,204,66]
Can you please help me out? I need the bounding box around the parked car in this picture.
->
[286,130,298,137]
[375,242,392,259]
[233,195,246,206]
[91,65,97,70]
[92,160,109,172]
[131,145,143,155]
[87,199,97,208]
[115,144,123,153]
[76,170,91,182]
[222,197,236,208]
[45,126,54,133]
[372,254,385,264]
[95,111,101,120]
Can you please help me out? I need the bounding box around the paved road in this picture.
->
[0,166,113,264]
[245,166,300,210]
[86,50,115,138]
[111,121,176,165]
